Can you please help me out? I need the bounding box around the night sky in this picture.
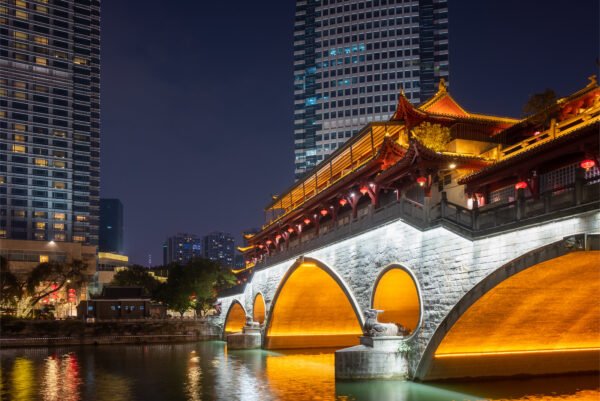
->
[100,0,598,265]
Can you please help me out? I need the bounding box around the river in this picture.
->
[1,342,598,401]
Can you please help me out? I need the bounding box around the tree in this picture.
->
[0,256,23,313]
[155,263,194,317]
[411,122,451,152]
[110,265,160,295]
[523,89,557,129]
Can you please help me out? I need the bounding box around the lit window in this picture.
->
[14,134,26,142]
[53,223,65,230]
[0,176,5,184]
[39,255,49,263]
[13,31,27,40]
[34,36,48,45]
[53,151,66,158]
[15,10,28,19]
[53,130,66,137]
[73,57,88,66]
[53,182,66,189]
[0,88,6,97]
[14,124,27,132]
[76,215,88,222]
[12,144,26,153]
[54,213,66,220]
[0,7,7,15]
[14,210,26,218]
[35,5,48,13]
[35,158,48,166]
[34,211,47,218]
[53,160,65,168]
[14,81,26,89]
[54,51,67,60]
[0,229,6,238]
[54,233,66,241]
[36,222,46,229]
[0,111,5,118]
[34,85,48,93]
[35,57,48,66]
[15,0,27,8]
[34,232,46,240]
[15,92,26,99]
[73,235,85,242]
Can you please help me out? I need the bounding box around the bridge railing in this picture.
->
[253,178,599,269]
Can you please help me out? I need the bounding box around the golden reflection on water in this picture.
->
[41,353,81,401]
[265,351,337,401]
[185,351,202,401]
[11,358,34,401]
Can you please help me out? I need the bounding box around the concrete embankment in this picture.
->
[0,318,221,348]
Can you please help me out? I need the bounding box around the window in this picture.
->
[53,130,66,138]
[13,210,27,218]
[34,36,48,45]
[54,233,66,241]
[14,124,27,132]
[35,222,46,229]
[76,215,87,222]
[15,0,27,8]
[12,145,26,153]
[35,5,48,13]
[39,255,49,263]
[73,57,88,66]
[53,223,65,230]
[14,134,26,142]
[15,92,26,100]
[34,211,47,218]
[73,235,85,242]
[13,31,28,40]
[53,160,65,168]
[53,181,66,189]
[54,212,66,220]
[35,57,48,66]
[35,158,48,166]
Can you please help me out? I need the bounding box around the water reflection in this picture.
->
[0,343,597,401]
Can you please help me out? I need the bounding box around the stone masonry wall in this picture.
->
[217,210,600,376]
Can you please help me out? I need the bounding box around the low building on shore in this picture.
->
[78,286,166,320]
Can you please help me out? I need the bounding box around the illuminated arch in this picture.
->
[253,293,266,324]
[265,257,363,349]
[371,265,422,336]
[416,240,600,381]
[224,300,246,335]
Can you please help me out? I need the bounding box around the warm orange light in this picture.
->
[275,234,282,241]
[224,302,246,334]
[266,262,362,349]
[515,181,527,190]
[303,218,311,225]
[359,186,369,196]
[320,209,328,216]
[287,227,294,233]
[435,347,600,358]
[253,293,266,324]
[266,240,272,246]
[372,267,420,332]
[580,159,596,170]
[416,176,427,186]
[339,198,347,206]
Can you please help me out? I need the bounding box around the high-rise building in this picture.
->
[293,0,449,177]
[203,231,235,268]
[162,233,202,265]
[0,0,102,244]
[99,198,123,253]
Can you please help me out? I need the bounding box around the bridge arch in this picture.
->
[265,257,364,349]
[224,300,246,335]
[416,238,600,381]
[253,292,266,324]
[371,264,422,338]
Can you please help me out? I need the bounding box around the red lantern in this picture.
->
[416,176,427,187]
[580,159,596,170]
[275,234,282,241]
[287,227,294,233]
[320,209,328,216]
[515,181,528,190]
[359,186,369,196]
[265,240,272,246]
[258,244,264,249]
[339,198,348,206]
[303,218,311,225]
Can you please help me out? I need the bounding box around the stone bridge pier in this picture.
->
[216,211,600,380]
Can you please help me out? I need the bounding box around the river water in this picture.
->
[1,342,598,401]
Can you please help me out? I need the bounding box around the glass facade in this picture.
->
[293,0,449,177]
[0,0,101,244]
[202,231,235,268]
[162,233,203,265]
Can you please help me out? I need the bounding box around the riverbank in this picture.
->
[0,318,221,347]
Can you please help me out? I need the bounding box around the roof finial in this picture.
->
[587,75,597,87]
[438,78,447,93]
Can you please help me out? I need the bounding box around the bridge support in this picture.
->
[335,336,409,380]
[226,321,262,350]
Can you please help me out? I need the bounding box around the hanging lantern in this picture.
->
[339,198,348,206]
[416,176,427,187]
[265,240,272,246]
[580,159,596,171]
[275,234,282,241]
[359,186,369,196]
[287,227,294,233]
[515,181,528,190]
[320,208,328,216]
[303,218,311,225]
[258,244,264,249]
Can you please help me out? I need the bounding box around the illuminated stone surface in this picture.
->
[372,267,421,332]
[217,210,600,378]
[224,301,245,335]
[253,293,266,324]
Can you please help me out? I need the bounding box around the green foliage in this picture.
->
[411,122,451,152]
[154,258,237,317]
[0,256,22,310]
[110,265,160,295]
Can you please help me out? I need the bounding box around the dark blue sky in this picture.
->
[101,0,598,265]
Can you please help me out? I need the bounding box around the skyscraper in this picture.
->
[99,198,123,253]
[0,0,101,244]
[203,231,235,268]
[162,233,202,265]
[293,0,449,177]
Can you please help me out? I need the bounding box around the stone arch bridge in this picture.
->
[216,209,599,380]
